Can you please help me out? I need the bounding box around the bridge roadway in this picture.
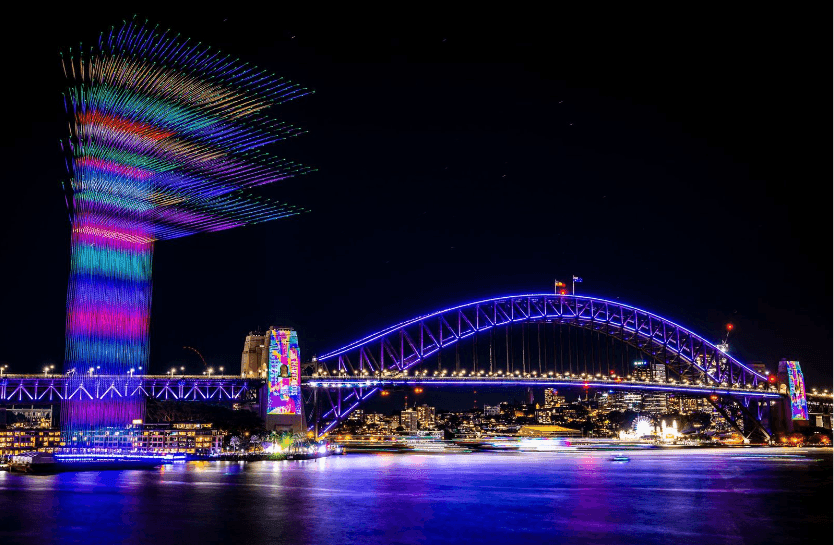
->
[302,375,784,400]
[0,373,784,403]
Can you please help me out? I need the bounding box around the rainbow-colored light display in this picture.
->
[785,361,809,421]
[61,19,313,441]
[267,329,302,415]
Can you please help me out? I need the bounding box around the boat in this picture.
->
[285,443,343,460]
[609,453,630,462]
[9,452,57,473]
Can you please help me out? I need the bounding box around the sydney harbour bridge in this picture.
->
[2,294,800,444]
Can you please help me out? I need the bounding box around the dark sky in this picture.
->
[0,7,830,399]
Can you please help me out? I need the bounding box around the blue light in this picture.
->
[317,294,766,381]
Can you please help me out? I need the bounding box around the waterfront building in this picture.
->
[0,429,64,456]
[348,409,364,422]
[134,423,223,455]
[66,427,137,450]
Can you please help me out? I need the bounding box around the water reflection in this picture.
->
[0,448,830,545]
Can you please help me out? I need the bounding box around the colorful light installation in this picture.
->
[785,361,809,420]
[60,18,314,441]
[267,329,302,415]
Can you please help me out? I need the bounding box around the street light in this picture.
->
[0,364,7,376]
[207,367,214,377]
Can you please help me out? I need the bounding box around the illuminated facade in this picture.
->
[0,429,64,456]
[134,423,223,455]
[267,328,302,415]
[59,18,313,441]
[783,360,809,420]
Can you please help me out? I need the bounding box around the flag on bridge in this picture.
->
[572,276,583,282]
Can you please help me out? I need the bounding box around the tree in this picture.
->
[229,436,241,452]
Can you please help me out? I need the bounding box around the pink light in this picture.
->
[67,307,149,338]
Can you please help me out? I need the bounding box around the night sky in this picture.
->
[0,7,830,407]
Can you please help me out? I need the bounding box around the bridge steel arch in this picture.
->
[307,294,774,440]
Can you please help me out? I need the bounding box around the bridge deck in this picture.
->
[302,375,783,399]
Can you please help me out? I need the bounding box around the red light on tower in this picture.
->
[768,375,776,383]
[726,323,734,332]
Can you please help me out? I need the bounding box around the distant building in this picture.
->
[749,361,767,376]
[668,395,704,414]
[348,409,364,422]
[544,389,566,408]
[641,393,668,414]
[633,360,666,382]
[416,404,436,425]
[536,409,559,424]
[483,405,501,416]
[3,405,53,428]
[610,391,642,412]
[400,410,419,432]
[364,413,384,425]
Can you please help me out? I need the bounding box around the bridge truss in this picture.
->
[306,294,778,441]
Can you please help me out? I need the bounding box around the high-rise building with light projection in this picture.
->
[60,18,313,444]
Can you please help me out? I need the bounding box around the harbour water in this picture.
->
[0,447,830,545]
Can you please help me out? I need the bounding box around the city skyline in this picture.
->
[0,9,830,390]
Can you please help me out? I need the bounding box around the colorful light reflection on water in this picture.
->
[0,448,829,545]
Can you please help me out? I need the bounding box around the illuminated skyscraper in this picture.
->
[60,18,313,442]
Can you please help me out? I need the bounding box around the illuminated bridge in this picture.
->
[301,294,797,442]
[3,294,801,443]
